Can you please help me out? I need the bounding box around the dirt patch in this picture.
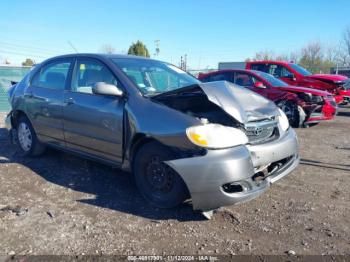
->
[0,109,349,255]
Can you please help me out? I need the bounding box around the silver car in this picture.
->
[5,54,299,213]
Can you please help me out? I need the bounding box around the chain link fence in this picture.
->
[0,66,31,112]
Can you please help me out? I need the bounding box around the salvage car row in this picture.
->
[201,60,350,127]
[5,54,346,218]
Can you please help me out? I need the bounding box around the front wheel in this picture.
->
[16,116,46,156]
[133,141,189,208]
[277,101,300,128]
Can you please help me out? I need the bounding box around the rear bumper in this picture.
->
[4,112,12,131]
[166,128,299,211]
[4,112,17,144]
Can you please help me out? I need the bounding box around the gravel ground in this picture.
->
[0,108,349,256]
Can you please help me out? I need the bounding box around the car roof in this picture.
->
[199,69,257,78]
[248,60,291,65]
[41,53,158,63]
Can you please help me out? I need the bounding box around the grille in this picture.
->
[313,105,323,114]
[325,95,337,107]
[330,100,337,107]
[245,119,279,145]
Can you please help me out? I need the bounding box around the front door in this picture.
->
[63,58,125,164]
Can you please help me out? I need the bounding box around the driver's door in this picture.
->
[63,58,125,164]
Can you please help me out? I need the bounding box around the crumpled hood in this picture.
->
[199,81,278,123]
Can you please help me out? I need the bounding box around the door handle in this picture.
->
[65,97,75,105]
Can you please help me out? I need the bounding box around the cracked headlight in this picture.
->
[278,108,290,131]
[186,124,248,149]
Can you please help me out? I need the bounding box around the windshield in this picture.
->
[112,58,200,95]
[253,71,289,87]
[289,63,312,76]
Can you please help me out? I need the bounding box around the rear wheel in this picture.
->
[133,141,189,208]
[278,101,300,128]
[16,116,46,156]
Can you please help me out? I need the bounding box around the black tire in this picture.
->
[16,116,46,157]
[133,141,189,208]
[278,101,300,128]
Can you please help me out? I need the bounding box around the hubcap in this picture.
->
[18,122,32,152]
[146,156,174,192]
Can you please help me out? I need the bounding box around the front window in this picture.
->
[253,71,289,87]
[112,58,200,95]
[234,72,256,86]
[72,59,120,94]
[289,63,312,76]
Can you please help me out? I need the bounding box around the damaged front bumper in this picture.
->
[305,102,337,124]
[166,128,299,211]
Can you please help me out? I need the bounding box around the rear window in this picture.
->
[32,60,71,90]
[250,64,269,73]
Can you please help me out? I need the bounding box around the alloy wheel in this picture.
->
[18,122,32,152]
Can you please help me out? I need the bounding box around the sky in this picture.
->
[0,0,349,68]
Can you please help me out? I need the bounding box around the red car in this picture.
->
[198,69,337,127]
[245,60,350,104]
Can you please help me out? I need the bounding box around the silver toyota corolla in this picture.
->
[5,54,299,213]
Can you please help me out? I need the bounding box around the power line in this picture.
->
[0,41,64,55]
[0,44,59,57]
[0,49,48,59]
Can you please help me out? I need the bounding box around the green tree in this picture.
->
[22,58,34,66]
[127,41,150,57]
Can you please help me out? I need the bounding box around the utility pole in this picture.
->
[179,54,187,71]
[154,40,160,57]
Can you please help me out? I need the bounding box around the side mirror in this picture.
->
[92,82,123,97]
[254,81,266,88]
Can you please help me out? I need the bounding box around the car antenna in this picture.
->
[67,41,79,53]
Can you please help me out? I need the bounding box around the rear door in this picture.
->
[63,58,125,164]
[27,58,73,145]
